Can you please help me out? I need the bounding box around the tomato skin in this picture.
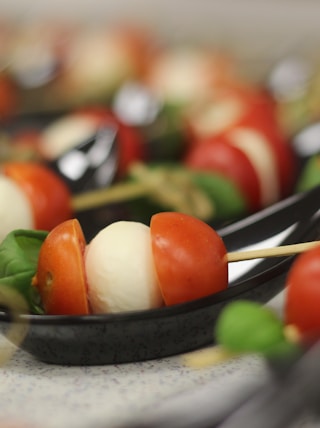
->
[184,135,261,212]
[0,72,17,121]
[186,85,276,140]
[237,99,297,198]
[33,218,90,315]
[285,246,320,344]
[186,84,297,201]
[2,161,73,231]
[150,212,228,306]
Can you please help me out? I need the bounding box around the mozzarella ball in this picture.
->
[0,175,33,242]
[85,221,163,313]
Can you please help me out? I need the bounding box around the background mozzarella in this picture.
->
[0,175,33,242]
[85,221,163,313]
[228,128,280,207]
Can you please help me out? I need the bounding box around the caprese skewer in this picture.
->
[0,213,228,315]
[0,212,318,317]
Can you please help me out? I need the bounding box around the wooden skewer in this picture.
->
[71,163,215,220]
[227,241,320,262]
[71,162,320,263]
[0,286,29,365]
[71,180,148,211]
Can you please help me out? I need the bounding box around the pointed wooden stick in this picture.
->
[227,241,320,262]
[71,163,214,220]
[71,180,148,211]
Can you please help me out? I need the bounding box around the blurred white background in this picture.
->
[2,0,320,63]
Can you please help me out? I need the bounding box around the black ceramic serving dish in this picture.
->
[0,186,320,366]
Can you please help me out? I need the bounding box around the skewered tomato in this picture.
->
[186,85,278,140]
[150,212,228,305]
[0,71,17,121]
[2,161,73,231]
[184,135,262,212]
[285,245,320,344]
[185,85,297,202]
[32,218,89,315]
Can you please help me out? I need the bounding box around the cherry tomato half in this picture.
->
[32,218,90,315]
[186,85,297,202]
[285,245,320,344]
[184,135,261,212]
[2,161,73,231]
[150,212,228,306]
[186,85,276,141]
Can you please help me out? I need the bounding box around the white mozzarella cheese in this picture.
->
[228,128,280,207]
[85,221,163,313]
[148,48,215,106]
[0,175,33,242]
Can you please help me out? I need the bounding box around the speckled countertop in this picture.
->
[0,292,318,428]
[0,337,268,428]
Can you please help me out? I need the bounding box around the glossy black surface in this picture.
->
[48,123,119,193]
[1,186,320,365]
[112,82,188,162]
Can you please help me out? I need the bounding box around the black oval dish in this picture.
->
[0,186,320,365]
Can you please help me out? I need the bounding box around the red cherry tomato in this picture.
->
[2,161,73,231]
[12,129,44,160]
[285,246,320,344]
[74,106,146,177]
[150,212,228,306]
[186,85,297,201]
[186,85,273,139]
[0,72,17,121]
[184,135,261,212]
[235,95,297,198]
[32,218,90,315]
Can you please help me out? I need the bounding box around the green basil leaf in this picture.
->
[0,229,48,314]
[191,171,247,220]
[215,300,301,360]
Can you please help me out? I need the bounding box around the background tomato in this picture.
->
[150,212,228,305]
[185,84,297,205]
[2,161,73,231]
[0,72,17,122]
[184,135,261,212]
[285,245,320,344]
[185,85,276,140]
[33,218,89,315]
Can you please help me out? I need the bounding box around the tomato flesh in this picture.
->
[150,212,228,305]
[2,161,73,231]
[32,218,90,315]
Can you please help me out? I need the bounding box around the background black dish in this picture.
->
[0,186,319,365]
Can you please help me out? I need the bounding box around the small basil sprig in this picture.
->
[215,300,301,361]
[0,229,48,314]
